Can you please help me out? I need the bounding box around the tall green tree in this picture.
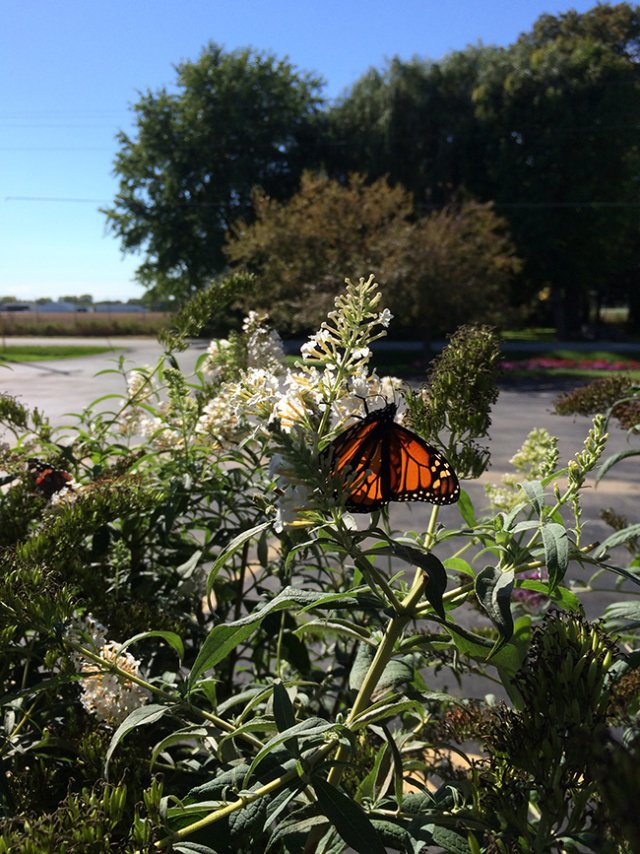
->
[103,44,323,302]
[324,3,640,336]
[472,3,640,335]
[322,51,485,207]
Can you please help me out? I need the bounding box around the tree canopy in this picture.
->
[103,43,323,302]
[106,5,640,335]
[225,171,520,342]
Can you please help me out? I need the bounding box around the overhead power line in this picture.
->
[4,195,640,210]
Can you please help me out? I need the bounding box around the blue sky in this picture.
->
[2,0,600,302]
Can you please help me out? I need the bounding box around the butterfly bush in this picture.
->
[4,270,640,853]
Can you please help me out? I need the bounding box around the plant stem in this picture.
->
[325,508,438,788]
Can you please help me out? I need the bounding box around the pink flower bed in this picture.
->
[501,357,640,371]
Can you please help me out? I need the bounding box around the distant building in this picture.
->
[0,300,91,313]
[95,303,148,313]
[0,302,32,312]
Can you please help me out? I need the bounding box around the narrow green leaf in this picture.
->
[475,565,514,644]
[456,489,477,527]
[150,726,208,770]
[520,480,544,515]
[294,618,373,644]
[273,681,296,733]
[376,544,447,619]
[501,502,528,531]
[117,629,184,661]
[243,718,335,788]
[190,585,352,688]
[188,623,256,689]
[350,699,422,730]
[349,642,374,691]
[541,522,569,589]
[105,704,171,774]
[431,824,472,853]
[517,579,581,612]
[273,681,299,756]
[207,521,271,596]
[596,449,640,483]
[312,777,386,854]
[443,557,474,577]
[172,843,219,854]
[594,523,640,558]
[421,553,448,620]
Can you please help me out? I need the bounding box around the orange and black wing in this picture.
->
[324,406,392,511]
[384,422,460,506]
[323,403,459,512]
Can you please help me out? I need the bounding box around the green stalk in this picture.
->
[155,741,336,848]
[326,506,440,787]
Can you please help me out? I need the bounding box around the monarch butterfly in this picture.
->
[322,402,460,512]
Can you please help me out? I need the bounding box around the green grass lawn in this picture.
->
[0,344,115,362]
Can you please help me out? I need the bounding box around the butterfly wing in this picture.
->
[385,423,460,506]
[324,409,390,511]
[324,404,460,512]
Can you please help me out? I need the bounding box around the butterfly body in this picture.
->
[323,402,460,512]
[28,458,74,499]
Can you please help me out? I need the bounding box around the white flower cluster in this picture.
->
[70,615,151,727]
[78,641,151,726]
[117,366,156,438]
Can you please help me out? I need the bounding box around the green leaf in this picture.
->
[520,480,544,515]
[431,824,472,853]
[541,522,569,589]
[188,623,256,689]
[105,704,171,775]
[495,616,532,707]
[273,681,299,756]
[189,585,350,688]
[443,557,474,577]
[312,777,386,854]
[370,818,412,850]
[294,618,372,644]
[207,521,271,596]
[350,698,422,730]
[475,565,514,647]
[456,489,477,527]
[150,726,209,770]
[376,543,447,619]
[243,718,335,788]
[595,524,640,558]
[517,579,581,612]
[172,843,219,854]
[349,642,374,691]
[598,560,640,588]
[502,501,528,531]
[117,629,184,661]
[596,449,640,483]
